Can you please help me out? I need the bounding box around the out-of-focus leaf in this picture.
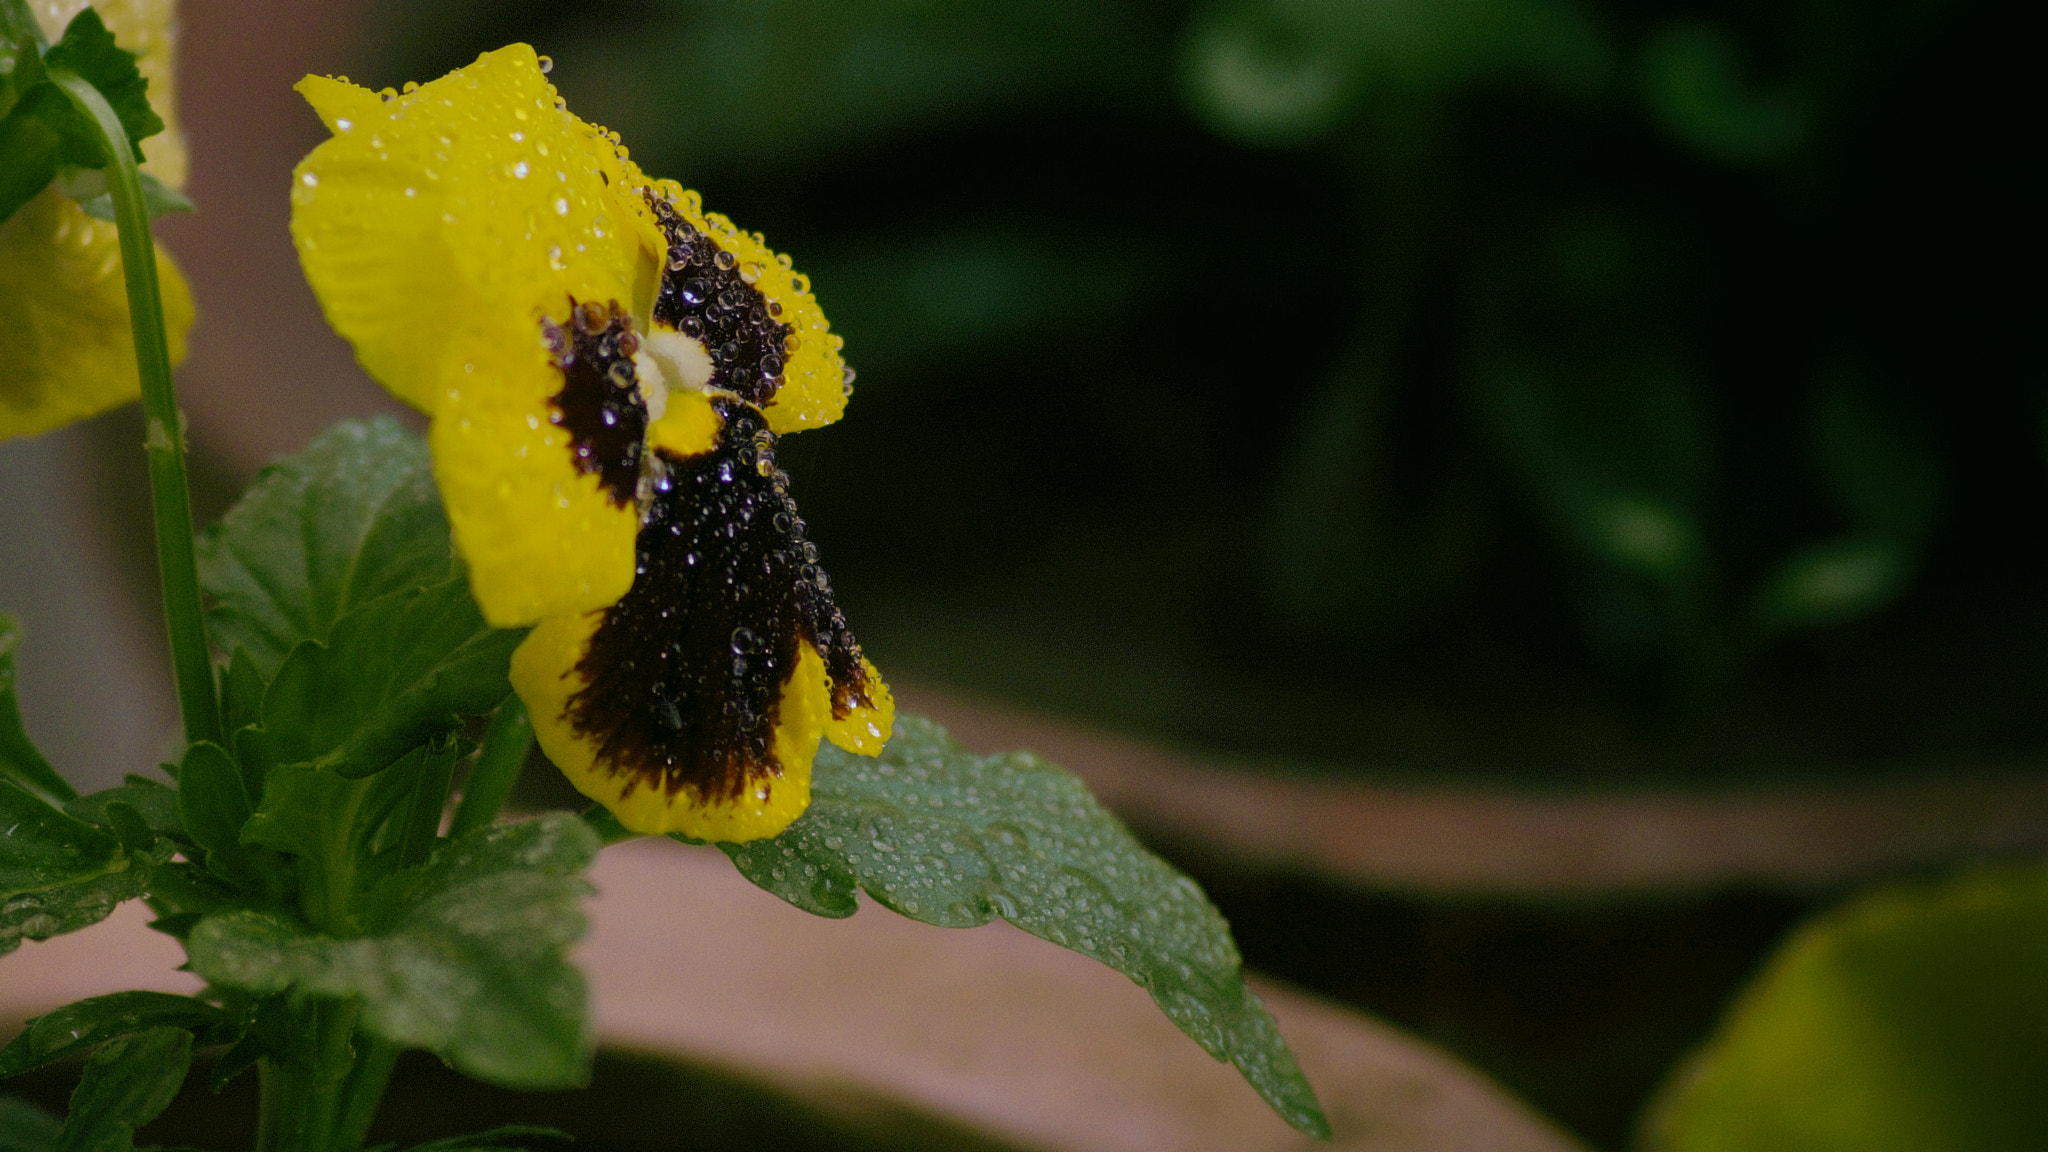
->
[1641,20,1809,165]
[186,816,598,1090]
[528,0,1169,171]
[1466,209,1711,582]
[811,226,1160,371]
[197,417,453,679]
[54,1026,191,1152]
[1183,0,1611,145]
[1753,536,1910,632]
[1811,366,1942,541]
[714,716,1329,1138]
[0,1097,61,1152]
[1643,867,2048,1152]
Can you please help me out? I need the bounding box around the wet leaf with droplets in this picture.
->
[2,778,147,956]
[713,715,1329,1138]
[185,815,598,1090]
[197,417,455,679]
[0,992,237,1079]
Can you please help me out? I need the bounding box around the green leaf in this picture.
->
[255,577,520,780]
[186,815,599,1089]
[0,613,74,805]
[0,1097,61,1152]
[714,716,1329,1138]
[54,1027,192,1152]
[0,95,59,226]
[197,418,454,679]
[0,993,232,1078]
[72,169,189,221]
[1,0,50,76]
[2,780,145,956]
[220,648,266,742]
[63,782,182,845]
[238,756,417,932]
[1643,867,2048,1152]
[39,9,159,166]
[174,742,250,859]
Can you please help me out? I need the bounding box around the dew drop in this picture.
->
[512,160,530,179]
[334,117,353,131]
[537,55,554,74]
[300,172,319,187]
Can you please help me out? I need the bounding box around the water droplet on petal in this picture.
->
[537,55,554,74]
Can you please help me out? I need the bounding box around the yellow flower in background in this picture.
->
[291,44,891,841]
[0,0,193,441]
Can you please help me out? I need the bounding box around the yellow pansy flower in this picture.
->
[291,44,891,841]
[0,0,194,441]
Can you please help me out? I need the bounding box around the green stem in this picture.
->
[258,997,361,1152]
[331,1034,401,1152]
[447,696,532,841]
[46,69,221,748]
[396,734,458,867]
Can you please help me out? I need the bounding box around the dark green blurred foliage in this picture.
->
[371,0,2033,785]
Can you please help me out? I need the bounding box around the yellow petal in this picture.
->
[429,325,639,628]
[511,613,830,841]
[291,44,664,413]
[644,386,722,458]
[823,656,894,757]
[645,179,851,435]
[0,188,194,439]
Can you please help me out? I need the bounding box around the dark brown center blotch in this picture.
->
[647,194,796,409]
[564,398,876,803]
[543,299,647,507]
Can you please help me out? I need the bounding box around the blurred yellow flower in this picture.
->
[291,45,890,841]
[0,0,193,441]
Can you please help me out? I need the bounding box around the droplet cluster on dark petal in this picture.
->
[647,194,794,407]
[566,399,876,802]
[542,299,647,507]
